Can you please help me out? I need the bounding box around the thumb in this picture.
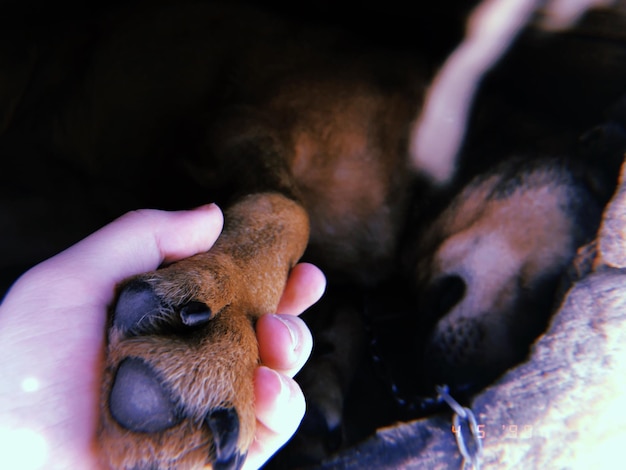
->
[8,204,224,306]
[0,205,223,470]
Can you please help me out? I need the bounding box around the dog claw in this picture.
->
[206,408,242,468]
[109,357,182,433]
[180,301,213,326]
[113,280,162,334]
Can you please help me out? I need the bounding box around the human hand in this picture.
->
[0,204,325,470]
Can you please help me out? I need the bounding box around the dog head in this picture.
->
[409,157,605,392]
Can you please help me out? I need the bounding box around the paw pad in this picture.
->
[113,280,162,334]
[109,357,182,433]
[103,265,257,469]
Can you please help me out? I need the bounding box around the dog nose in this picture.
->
[421,274,467,323]
[109,357,182,433]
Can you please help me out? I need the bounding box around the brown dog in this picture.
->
[1,2,424,468]
[0,1,621,469]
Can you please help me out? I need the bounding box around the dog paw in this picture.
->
[98,193,310,469]
[100,258,257,470]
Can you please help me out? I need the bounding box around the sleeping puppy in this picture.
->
[307,120,626,469]
[0,1,621,469]
[285,139,621,466]
[410,152,618,395]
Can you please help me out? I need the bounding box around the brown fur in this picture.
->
[1,1,620,469]
[101,194,309,468]
[410,158,605,388]
[0,2,424,468]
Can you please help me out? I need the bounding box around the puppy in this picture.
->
[409,153,617,394]
[309,122,626,469]
[0,1,620,469]
[1,2,424,468]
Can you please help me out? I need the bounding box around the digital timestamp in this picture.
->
[452,424,535,439]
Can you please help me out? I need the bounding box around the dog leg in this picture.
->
[99,193,309,470]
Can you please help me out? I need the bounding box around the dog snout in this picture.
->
[423,316,492,390]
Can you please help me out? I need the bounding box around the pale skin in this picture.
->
[0,204,326,470]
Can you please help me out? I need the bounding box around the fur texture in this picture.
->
[1,1,623,468]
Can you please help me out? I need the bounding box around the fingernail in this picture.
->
[265,368,305,435]
[192,203,219,212]
[270,314,298,350]
[258,366,290,404]
[275,368,291,404]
